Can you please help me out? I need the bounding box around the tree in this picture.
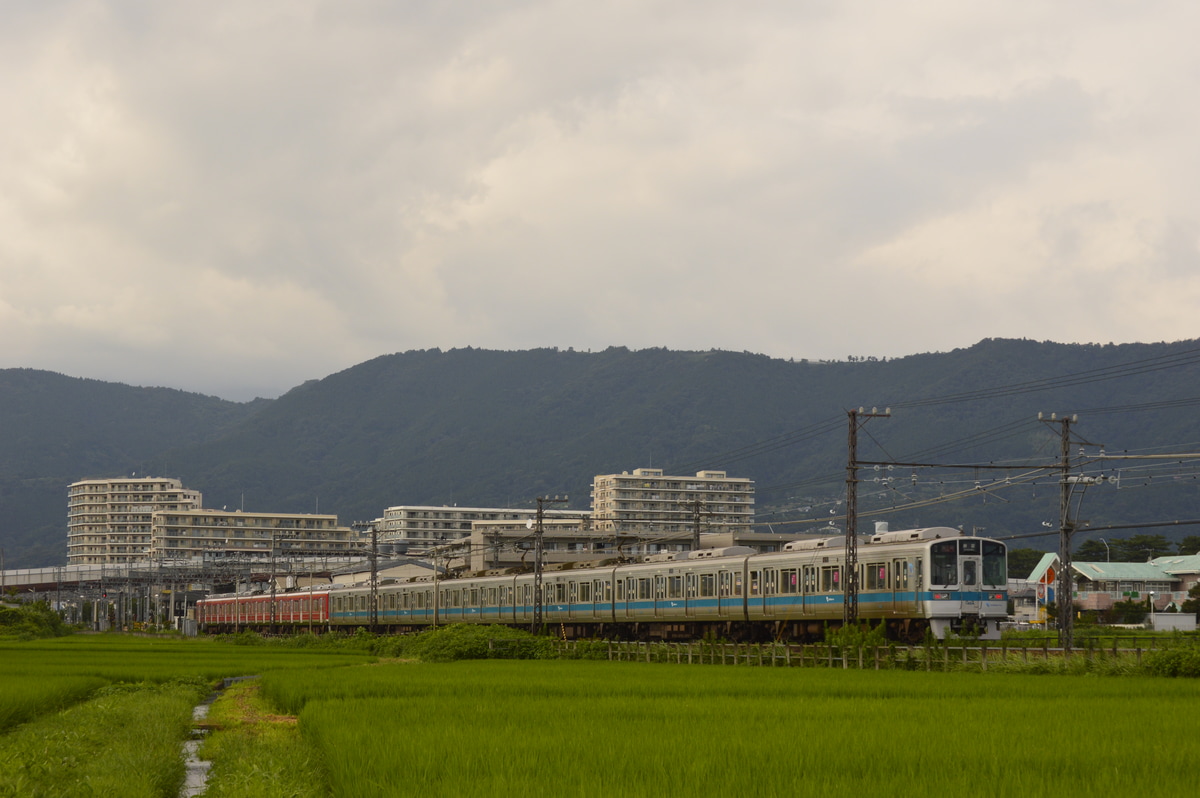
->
[1075,539,1111,561]
[1181,583,1200,616]
[1116,534,1173,562]
[1007,548,1048,580]
[1076,535,1174,562]
[1108,599,1149,625]
[1178,536,1200,556]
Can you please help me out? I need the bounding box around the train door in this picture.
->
[959,539,983,613]
[718,570,733,616]
[802,565,817,616]
[892,558,916,614]
[761,568,778,617]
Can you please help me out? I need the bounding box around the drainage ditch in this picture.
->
[180,676,259,798]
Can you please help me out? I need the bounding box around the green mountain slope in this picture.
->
[6,340,1200,568]
[0,369,269,567]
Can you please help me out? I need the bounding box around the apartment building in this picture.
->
[377,505,584,552]
[149,509,356,562]
[67,477,203,565]
[590,468,755,537]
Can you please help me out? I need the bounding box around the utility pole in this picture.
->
[533,495,568,633]
[432,546,441,628]
[679,498,711,551]
[845,407,890,628]
[270,532,280,633]
[370,522,379,632]
[1042,413,1078,651]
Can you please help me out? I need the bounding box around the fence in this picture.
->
[553,637,1186,672]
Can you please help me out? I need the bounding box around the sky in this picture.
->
[3,1,1199,401]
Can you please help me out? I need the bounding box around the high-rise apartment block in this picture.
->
[378,505,583,552]
[150,509,356,561]
[590,468,755,537]
[67,477,203,564]
[67,477,356,565]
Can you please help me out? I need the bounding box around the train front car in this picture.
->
[923,532,1007,640]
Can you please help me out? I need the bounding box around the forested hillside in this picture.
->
[5,339,1200,568]
[0,370,268,566]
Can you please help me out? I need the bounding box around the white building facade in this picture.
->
[590,468,755,539]
[149,509,356,562]
[67,477,203,565]
[377,505,582,553]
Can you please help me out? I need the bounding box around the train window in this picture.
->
[638,579,652,600]
[654,576,666,600]
[488,587,497,605]
[931,541,958,585]
[763,569,777,596]
[803,566,817,593]
[602,580,612,602]
[962,560,977,586]
[470,589,479,607]
[700,573,716,597]
[733,573,743,596]
[781,569,798,594]
[982,541,1006,585]
[959,539,981,556]
[579,581,591,602]
[686,573,698,598]
[821,566,841,592]
[915,558,923,588]
[402,593,410,609]
[866,563,887,590]
[668,575,683,599]
[388,594,396,610]
[616,580,625,601]
[569,582,578,602]
[749,571,761,596]
[718,572,731,597]
[555,583,567,602]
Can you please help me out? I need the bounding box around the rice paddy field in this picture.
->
[0,635,373,798]
[270,659,1200,798]
[3,635,1200,797]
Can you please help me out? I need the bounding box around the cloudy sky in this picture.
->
[3,2,1198,400]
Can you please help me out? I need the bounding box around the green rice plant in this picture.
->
[0,635,375,687]
[276,660,1200,798]
[0,675,106,733]
[0,681,202,798]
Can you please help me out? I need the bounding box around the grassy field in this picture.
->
[4,634,1200,797]
[0,635,374,798]
[267,659,1200,798]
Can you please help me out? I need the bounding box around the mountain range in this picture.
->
[5,339,1200,569]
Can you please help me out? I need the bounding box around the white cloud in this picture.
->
[1,1,1198,397]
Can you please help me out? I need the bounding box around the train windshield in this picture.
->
[930,541,958,585]
[982,541,1007,586]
